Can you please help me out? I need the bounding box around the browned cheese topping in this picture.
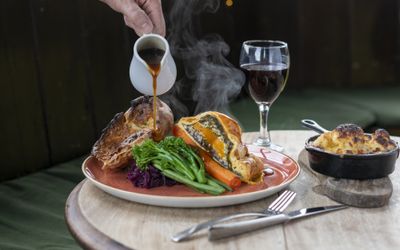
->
[313,124,396,154]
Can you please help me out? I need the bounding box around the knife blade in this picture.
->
[208,205,347,241]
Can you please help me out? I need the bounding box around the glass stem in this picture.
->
[258,103,271,145]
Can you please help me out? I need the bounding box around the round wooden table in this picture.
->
[65,131,400,250]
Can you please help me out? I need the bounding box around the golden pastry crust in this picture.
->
[313,124,396,154]
[176,111,264,184]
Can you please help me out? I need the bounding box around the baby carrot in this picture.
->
[199,151,241,190]
[173,124,242,190]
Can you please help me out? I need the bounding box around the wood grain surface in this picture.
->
[298,150,393,208]
[66,131,400,250]
[30,0,97,163]
[65,181,131,250]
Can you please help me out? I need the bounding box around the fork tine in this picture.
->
[270,191,295,211]
[268,190,290,209]
[273,191,295,211]
[276,192,296,212]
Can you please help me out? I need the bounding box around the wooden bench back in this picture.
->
[0,0,139,180]
[1,0,399,180]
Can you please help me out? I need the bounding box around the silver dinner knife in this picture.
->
[208,205,348,241]
[171,190,296,242]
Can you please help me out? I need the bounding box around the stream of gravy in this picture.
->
[138,48,165,133]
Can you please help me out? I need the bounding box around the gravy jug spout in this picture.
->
[129,34,177,96]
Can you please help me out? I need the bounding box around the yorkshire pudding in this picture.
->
[92,96,173,170]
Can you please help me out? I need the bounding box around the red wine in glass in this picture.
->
[242,63,289,104]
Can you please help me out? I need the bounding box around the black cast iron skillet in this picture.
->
[301,119,399,179]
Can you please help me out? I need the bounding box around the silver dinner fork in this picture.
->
[171,190,296,242]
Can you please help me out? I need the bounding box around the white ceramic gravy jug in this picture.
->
[129,34,176,96]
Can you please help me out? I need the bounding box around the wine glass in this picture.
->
[240,40,290,151]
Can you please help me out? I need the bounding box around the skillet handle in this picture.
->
[301,119,329,134]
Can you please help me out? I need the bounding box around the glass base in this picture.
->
[253,138,284,152]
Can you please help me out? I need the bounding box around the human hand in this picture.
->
[100,0,166,36]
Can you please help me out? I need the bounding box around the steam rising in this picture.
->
[162,0,245,118]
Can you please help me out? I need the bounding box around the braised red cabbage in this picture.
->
[127,161,176,188]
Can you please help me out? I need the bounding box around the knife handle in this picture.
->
[208,214,290,241]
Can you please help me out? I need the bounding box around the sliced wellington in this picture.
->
[175,111,264,184]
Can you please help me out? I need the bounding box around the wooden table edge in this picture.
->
[63,131,308,249]
[65,180,132,250]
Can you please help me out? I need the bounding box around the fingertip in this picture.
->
[152,19,166,37]
[152,29,165,37]
[156,27,166,37]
